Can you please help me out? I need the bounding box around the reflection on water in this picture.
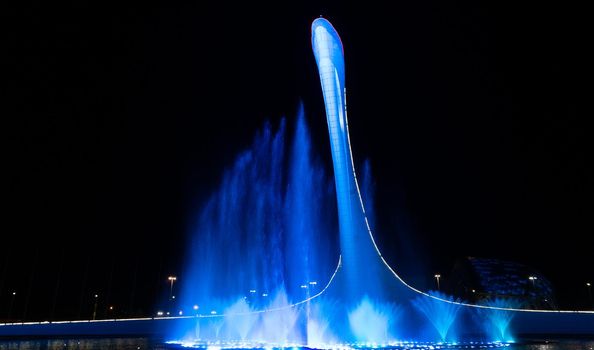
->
[0,337,164,350]
[515,340,594,350]
[0,338,591,350]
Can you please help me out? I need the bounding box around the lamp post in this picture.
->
[434,274,441,291]
[587,282,592,308]
[168,276,177,300]
[528,276,537,287]
[8,291,16,321]
[92,294,98,320]
[300,284,310,301]
[302,283,313,324]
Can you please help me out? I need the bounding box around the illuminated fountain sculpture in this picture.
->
[166,17,594,349]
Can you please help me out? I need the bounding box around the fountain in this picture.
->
[222,298,257,341]
[0,15,591,345]
[348,296,402,344]
[411,291,462,342]
[306,298,338,346]
[477,298,521,342]
[167,17,484,348]
[163,17,594,350]
[178,109,338,314]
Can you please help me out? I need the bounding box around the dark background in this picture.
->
[3,1,591,320]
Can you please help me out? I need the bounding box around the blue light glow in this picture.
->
[176,109,338,315]
[163,340,512,350]
[164,17,593,348]
[412,291,461,342]
[475,299,521,342]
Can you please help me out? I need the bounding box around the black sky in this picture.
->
[3,1,591,320]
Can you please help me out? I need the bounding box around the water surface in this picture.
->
[0,338,592,350]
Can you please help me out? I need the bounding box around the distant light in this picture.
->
[249,289,256,293]
[587,282,591,287]
[178,310,183,315]
[12,292,16,296]
[210,310,217,315]
[157,311,163,316]
[168,276,177,281]
[166,311,170,315]
[472,289,476,293]
[309,281,318,285]
[193,305,199,310]
[94,294,98,298]
[528,276,537,280]
[262,293,268,297]
[172,295,176,299]
[434,274,441,278]
[109,306,114,310]
[300,284,308,289]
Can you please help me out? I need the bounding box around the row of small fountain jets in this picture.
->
[166,340,511,350]
[166,289,518,350]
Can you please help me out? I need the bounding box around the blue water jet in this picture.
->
[258,287,300,343]
[348,296,402,343]
[411,291,462,342]
[477,298,521,342]
[306,298,339,346]
[178,107,338,318]
[222,298,257,341]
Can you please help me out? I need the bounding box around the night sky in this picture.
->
[4,2,591,321]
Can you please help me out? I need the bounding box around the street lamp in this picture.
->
[8,292,16,321]
[309,281,318,294]
[528,276,538,287]
[434,274,441,291]
[168,276,177,300]
[587,282,592,308]
[92,294,98,320]
[300,284,310,300]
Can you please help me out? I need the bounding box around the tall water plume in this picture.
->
[178,108,338,314]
